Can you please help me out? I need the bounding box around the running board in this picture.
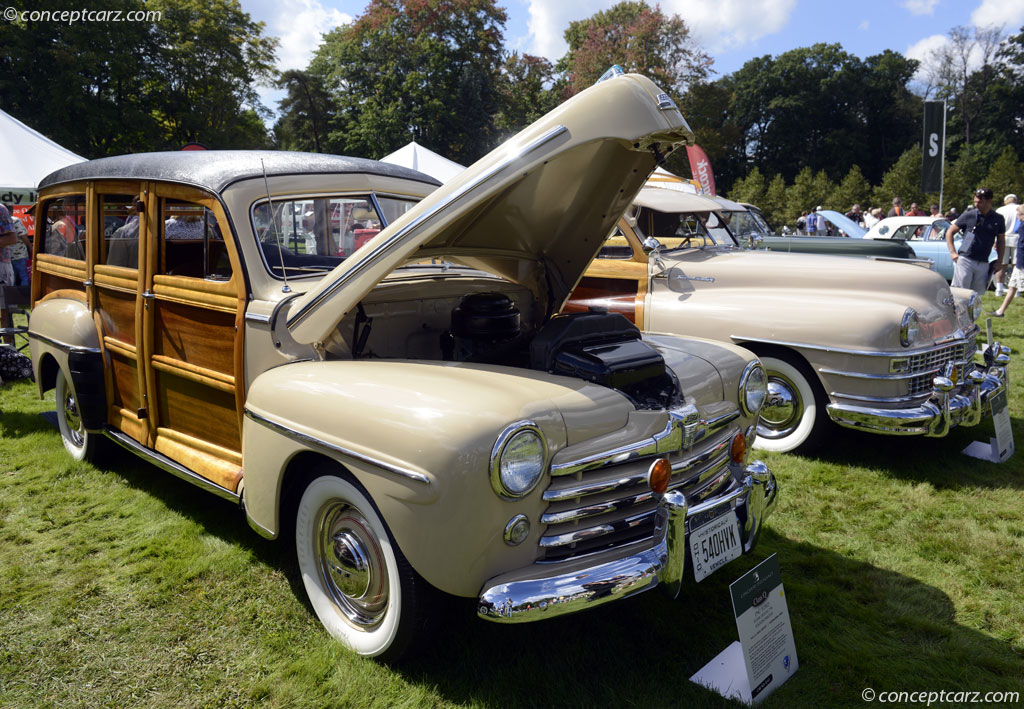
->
[104,428,241,503]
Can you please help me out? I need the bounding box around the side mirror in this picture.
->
[747,233,764,249]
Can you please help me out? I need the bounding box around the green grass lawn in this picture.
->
[1,292,1023,708]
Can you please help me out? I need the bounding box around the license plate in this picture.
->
[689,510,742,582]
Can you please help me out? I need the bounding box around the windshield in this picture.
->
[634,206,736,249]
[721,210,770,237]
[252,194,418,279]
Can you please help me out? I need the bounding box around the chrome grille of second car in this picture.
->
[538,422,740,563]
[903,337,977,396]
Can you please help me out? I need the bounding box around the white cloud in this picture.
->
[858,20,870,31]
[525,0,615,61]
[523,0,797,61]
[971,0,1024,30]
[905,32,950,82]
[265,0,351,71]
[901,0,939,16]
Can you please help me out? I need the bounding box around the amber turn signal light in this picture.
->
[730,432,746,463]
[647,457,672,494]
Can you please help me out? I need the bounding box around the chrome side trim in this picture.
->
[244,408,431,484]
[287,124,569,331]
[829,391,930,404]
[819,359,975,381]
[730,332,977,358]
[244,311,271,324]
[27,330,102,354]
[104,428,240,502]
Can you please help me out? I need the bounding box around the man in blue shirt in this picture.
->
[945,187,1005,295]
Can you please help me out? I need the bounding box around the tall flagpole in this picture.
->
[939,99,946,213]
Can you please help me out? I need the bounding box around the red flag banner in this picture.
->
[686,144,717,196]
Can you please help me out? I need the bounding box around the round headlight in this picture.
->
[900,308,921,347]
[490,423,546,499]
[739,361,767,417]
[969,292,982,322]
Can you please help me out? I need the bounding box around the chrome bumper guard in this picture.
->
[477,461,777,624]
[826,343,1010,436]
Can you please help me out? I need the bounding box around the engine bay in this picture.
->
[329,270,683,410]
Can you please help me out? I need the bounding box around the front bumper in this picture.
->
[826,343,1010,436]
[477,461,777,623]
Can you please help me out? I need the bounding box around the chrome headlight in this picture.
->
[968,292,982,322]
[900,308,921,348]
[739,361,767,417]
[490,421,546,499]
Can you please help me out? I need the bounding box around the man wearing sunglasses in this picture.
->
[945,187,1006,295]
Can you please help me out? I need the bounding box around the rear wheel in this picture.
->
[753,354,826,453]
[295,473,427,662]
[55,368,103,462]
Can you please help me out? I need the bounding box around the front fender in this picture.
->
[243,359,651,597]
[28,295,100,396]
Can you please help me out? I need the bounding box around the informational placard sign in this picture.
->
[691,554,798,704]
[964,389,1015,462]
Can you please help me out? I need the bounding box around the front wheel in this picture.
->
[55,368,103,462]
[295,474,427,662]
[753,354,826,453]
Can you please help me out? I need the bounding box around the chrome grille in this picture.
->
[903,337,977,396]
[539,423,740,563]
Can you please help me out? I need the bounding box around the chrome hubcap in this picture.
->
[315,502,388,628]
[62,388,85,448]
[757,375,802,439]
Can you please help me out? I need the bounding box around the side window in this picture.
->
[161,198,231,280]
[43,195,86,260]
[99,194,141,268]
[376,197,418,226]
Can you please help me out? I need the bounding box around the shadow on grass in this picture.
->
[0,409,60,438]
[395,530,1023,708]
[798,419,1024,491]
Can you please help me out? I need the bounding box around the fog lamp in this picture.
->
[504,514,530,546]
[648,457,672,494]
[730,432,746,463]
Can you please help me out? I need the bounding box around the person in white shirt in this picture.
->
[995,195,1019,295]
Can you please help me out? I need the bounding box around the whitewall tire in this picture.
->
[753,354,823,453]
[55,368,99,462]
[295,474,422,661]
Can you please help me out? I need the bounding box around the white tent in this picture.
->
[0,108,85,206]
[381,141,464,183]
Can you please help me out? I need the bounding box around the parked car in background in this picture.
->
[28,74,777,661]
[715,199,918,261]
[863,216,998,282]
[568,184,1010,453]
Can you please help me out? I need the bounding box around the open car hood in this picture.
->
[286,74,694,345]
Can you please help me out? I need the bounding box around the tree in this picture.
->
[0,0,277,156]
[274,70,335,152]
[983,146,1024,201]
[559,1,711,97]
[761,173,789,229]
[828,165,872,215]
[313,0,507,164]
[493,53,562,140]
[148,0,277,149]
[871,146,925,210]
[726,167,767,207]
[787,167,835,216]
[675,81,744,190]
[918,25,1004,153]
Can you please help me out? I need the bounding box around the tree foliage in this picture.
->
[274,70,334,152]
[0,0,276,157]
[493,53,562,140]
[312,0,507,164]
[559,1,711,97]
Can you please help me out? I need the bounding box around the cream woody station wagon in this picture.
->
[567,186,1011,452]
[28,75,777,660]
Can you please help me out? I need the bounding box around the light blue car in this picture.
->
[864,216,998,282]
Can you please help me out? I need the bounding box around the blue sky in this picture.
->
[239,0,1024,116]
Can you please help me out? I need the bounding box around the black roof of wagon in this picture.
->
[39,150,443,193]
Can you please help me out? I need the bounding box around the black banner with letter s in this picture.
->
[922,101,945,193]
